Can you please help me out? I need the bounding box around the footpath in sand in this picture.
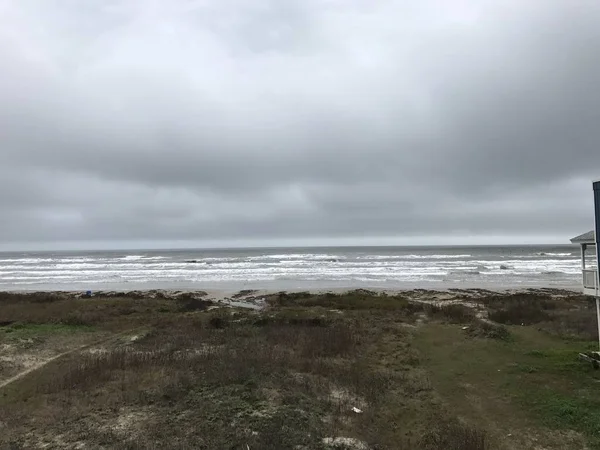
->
[0,327,144,391]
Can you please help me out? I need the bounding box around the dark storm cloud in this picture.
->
[0,0,599,249]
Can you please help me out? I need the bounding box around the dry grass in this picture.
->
[478,292,597,341]
[419,421,487,450]
[0,305,403,449]
[422,304,476,324]
[0,289,592,449]
[466,319,511,341]
[0,291,213,330]
[488,303,550,325]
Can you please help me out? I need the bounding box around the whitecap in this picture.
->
[122,255,145,261]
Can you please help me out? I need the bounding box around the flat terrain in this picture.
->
[0,288,598,449]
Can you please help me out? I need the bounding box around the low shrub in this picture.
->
[488,303,549,325]
[423,304,476,324]
[466,320,511,341]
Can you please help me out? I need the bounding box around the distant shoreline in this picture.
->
[0,281,583,294]
[0,286,582,301]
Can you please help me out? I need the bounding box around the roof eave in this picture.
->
[571,239,596,245]
[570,230,595,244]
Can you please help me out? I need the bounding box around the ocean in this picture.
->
[0,245,588,292]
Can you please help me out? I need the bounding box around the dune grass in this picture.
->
[0,289,596,449]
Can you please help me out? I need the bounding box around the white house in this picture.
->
[570,230,598,297]
[571,180,600,358]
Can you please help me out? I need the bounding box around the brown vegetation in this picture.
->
[0,288,596,449]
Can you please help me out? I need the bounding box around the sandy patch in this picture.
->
[111,407,152,434]
[85,347,109,355]
[0,352,48,381]
[329,387,367,410]
[323,436,369,449]
[0,343,15,352]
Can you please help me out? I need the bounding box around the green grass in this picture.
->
[507,344,600,448]
[1,323,95,338]
[525,392,600,446]
[415,323,600,449]
[267,290,411,310]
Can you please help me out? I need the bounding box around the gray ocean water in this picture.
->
[0,245,589,291]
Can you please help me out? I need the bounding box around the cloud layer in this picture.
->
[1,0,599,249]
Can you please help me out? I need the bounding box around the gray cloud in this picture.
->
[1,0,599,249]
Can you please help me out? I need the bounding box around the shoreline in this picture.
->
[0,286,583,304]
[1,285,584,313]
[0,280,582,294]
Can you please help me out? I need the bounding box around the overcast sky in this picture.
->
[1,0,599,250]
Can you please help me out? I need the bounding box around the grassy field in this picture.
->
[0,289,598,449]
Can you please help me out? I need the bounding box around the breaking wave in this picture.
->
[0,247,582,289]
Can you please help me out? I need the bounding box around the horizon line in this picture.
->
[0,241,576,253]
